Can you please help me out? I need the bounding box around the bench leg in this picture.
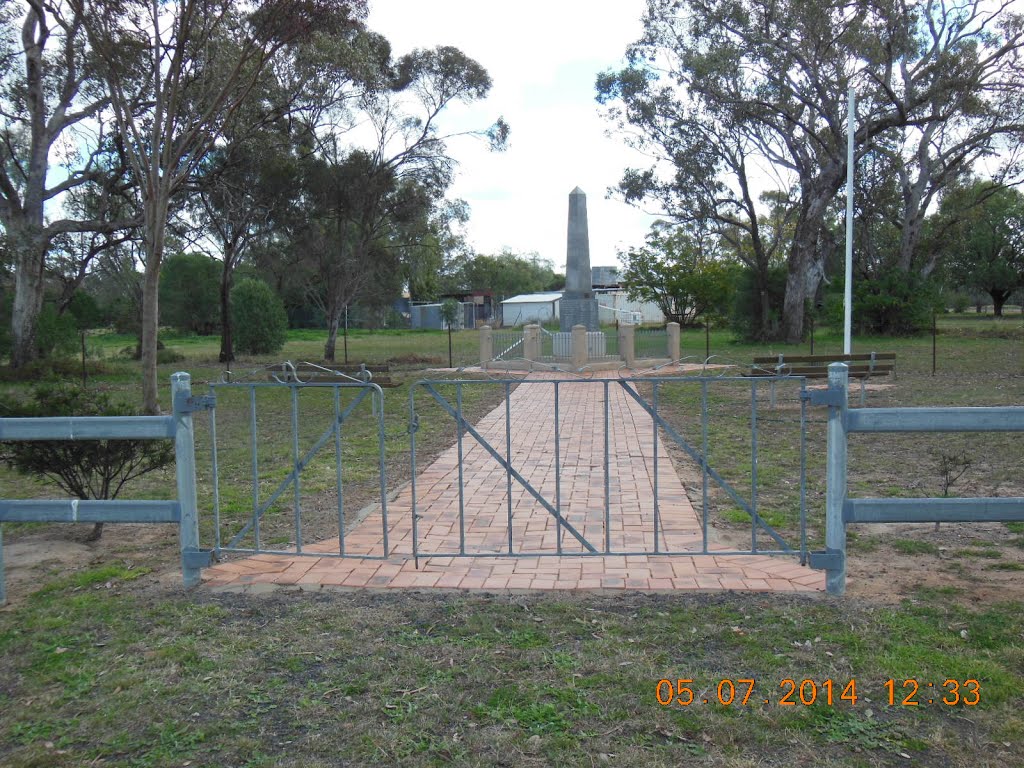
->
[770,380,776,409]
[860,378,866,406]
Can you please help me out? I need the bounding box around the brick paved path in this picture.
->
[204,373,824,593]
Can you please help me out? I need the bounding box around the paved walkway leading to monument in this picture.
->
[203,372,825,593]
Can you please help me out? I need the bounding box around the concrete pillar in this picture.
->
[666,322,680,361]
[523,324,541,362]
[619,323,636,366]
[571,324,587,368]
[479,325,493,364]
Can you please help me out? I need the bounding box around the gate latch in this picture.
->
[174,393,216,413]
[801,388,845,408]
[182,548,215,568]
[807,548,844,571]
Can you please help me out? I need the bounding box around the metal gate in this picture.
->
[204,367,390,560]
[407,375,812,566]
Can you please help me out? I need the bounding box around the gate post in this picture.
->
[825,362,849,595]
[172,372,202,588]
[666,322,680,361]
[619,323,636,367]
[571,324,587,368]
[479,325,493,365]
[523,324,541,362]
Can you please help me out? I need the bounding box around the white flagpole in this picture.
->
[844,87,855,355]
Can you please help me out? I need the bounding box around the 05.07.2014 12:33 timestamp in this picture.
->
[655,679,981,707]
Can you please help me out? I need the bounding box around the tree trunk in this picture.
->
[140,259,162,414]
[8,5,50,368]
[324,312,339,362]
[782,191,833,343]
[219,257,234,363]
[9,229,47,368]
[781,267,806,343]
[140,195,169,415]
[991,290,1010,317]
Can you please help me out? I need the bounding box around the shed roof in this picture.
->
[501,292,563,304]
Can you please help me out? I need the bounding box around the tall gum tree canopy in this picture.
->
[78,0,370,413]
[598,0,1024,342]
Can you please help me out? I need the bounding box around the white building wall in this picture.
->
[501,300,560,326]
[596,292,665,325]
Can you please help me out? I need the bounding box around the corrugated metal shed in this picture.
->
[500,293,562,326]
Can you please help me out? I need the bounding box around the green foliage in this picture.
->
[159,253,221,335]
[0,385,174,536]
[620,223,736,326]
[729,266,787,341]
[66,291,103,330]
[34,303,78,358]
[849,268,939,336]
[440,298,460,328]
[231,278,287,355]
[443,250,563,298]
[938,181,1024,316]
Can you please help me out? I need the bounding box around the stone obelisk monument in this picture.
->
[559,187,599,331]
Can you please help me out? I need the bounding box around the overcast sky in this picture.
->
[367,0,659,273]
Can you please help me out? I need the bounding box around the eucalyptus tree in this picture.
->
[78,0,368,412]
[193,138,298,361]
[192,19,390,363]
[296,44,508,361]
[939,180,1024,316]
[0,0,134,367]
[599,0,1024,342]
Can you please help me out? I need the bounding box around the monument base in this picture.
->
[559,297,599,331]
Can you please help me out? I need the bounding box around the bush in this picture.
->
[729,266,787,341]
[0,385,174,540]
[67,291,103,330]
[35,302,78,358]
[159,252,221,335]
[851,268,940,335]
[231,278,288,355]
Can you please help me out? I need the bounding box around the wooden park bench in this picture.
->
[748,352,896,405]
[267,362,398,388]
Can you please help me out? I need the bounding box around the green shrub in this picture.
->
[159,252,221,335]
[0,385,174,540]
[67,291,103,330]
[157,348,185,364]
[35,302,78,358]
[231,278,288,355]
[729,265,787,341]
[851,268,940,336]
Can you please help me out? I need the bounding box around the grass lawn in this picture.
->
[1,316,1022,766]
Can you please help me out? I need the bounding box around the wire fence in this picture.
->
[635,328,668,359]
[491,331,524,361]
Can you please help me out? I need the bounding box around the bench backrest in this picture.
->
[752,352,895,366]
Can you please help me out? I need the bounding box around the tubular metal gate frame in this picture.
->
[207,378,390,560]
[408,376,811,566]
[817,362,1024,595]
[0,373,207,604]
